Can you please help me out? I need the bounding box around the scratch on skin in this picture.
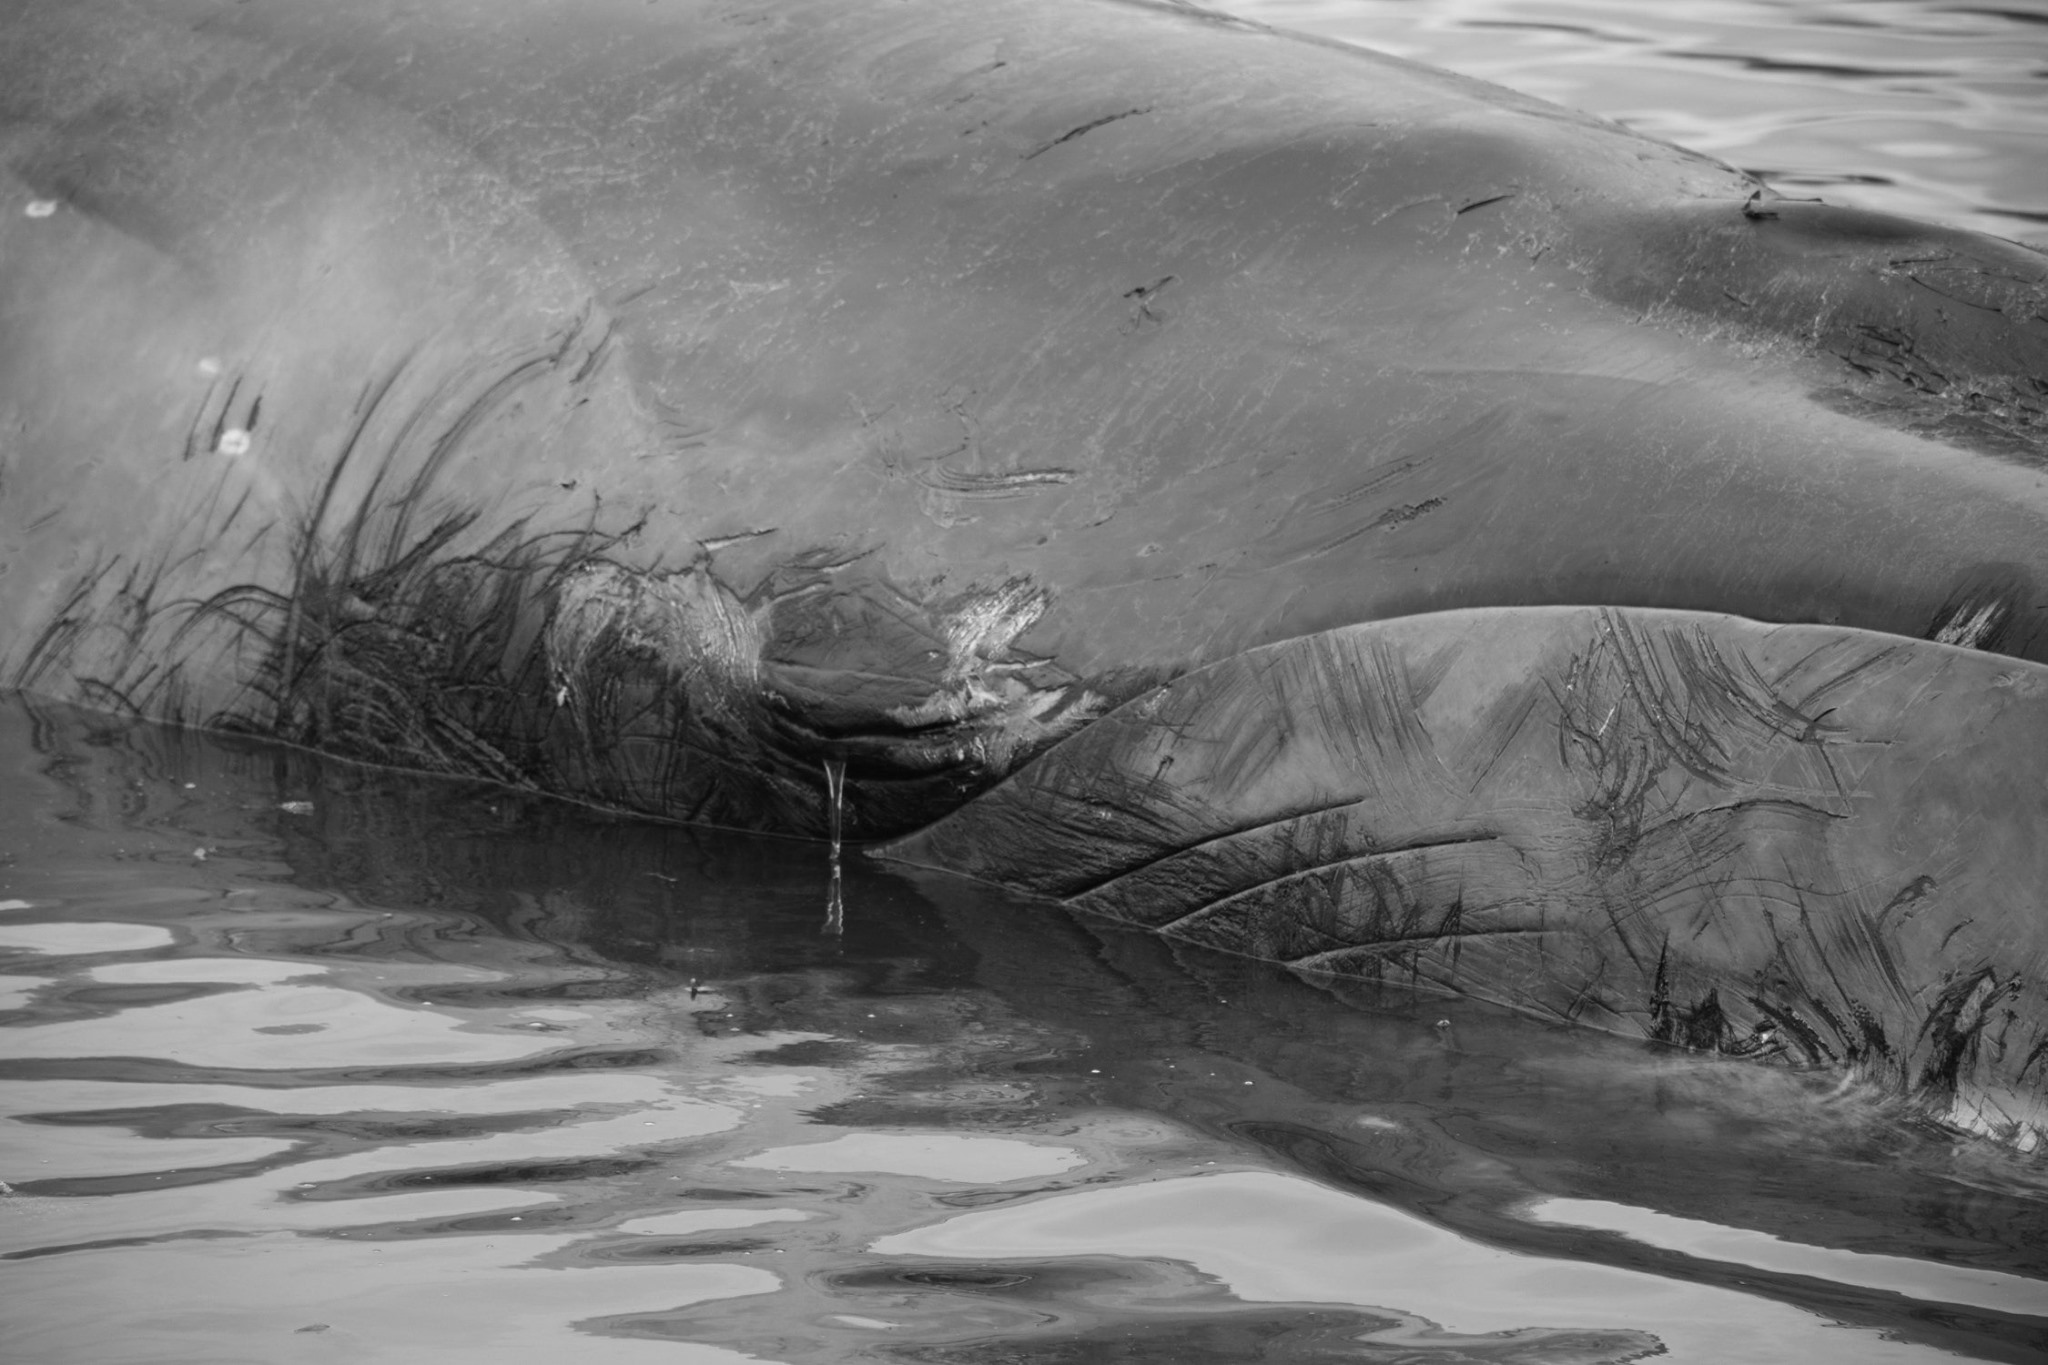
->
[1121,275,1179,332]
[914,450,1076,498]
[882,579,1104,769]
[1905,271,2007,315]
[1914,969,2018,1098]
[1277,496,1449,568]
[699,528,779,553]
[1889,255,2048,317]
[913,394,1075,504]
[1455,191,1517,215]
[1368,497,1445,530]
[1873,874,1937,927]
[546,561,763,715]
[1462,687,1544,792]
[1931,597,2009,649]
[936,578,1048,677]
[1022,107,1151,160]
[1293,459,1427,519]
[1783,638,1908,714]
[1597,611,1737,783]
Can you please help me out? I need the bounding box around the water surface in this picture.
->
[2,692,2046,1362]
[1236,0,2048,244]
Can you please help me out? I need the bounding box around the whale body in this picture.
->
[1,0,2044,1142]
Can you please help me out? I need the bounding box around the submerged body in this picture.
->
[887,606,2048,1146]
[1,0,2044,1138]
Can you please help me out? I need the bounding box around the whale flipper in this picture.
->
[881,606,2048,1147]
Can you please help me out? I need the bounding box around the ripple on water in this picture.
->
[729,1133,1089,1183]
[870,1171,2014,1363]
[4,600,2047,1361]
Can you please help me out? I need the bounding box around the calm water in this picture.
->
[5,3,2048,1363]
[1238,0,2048,246]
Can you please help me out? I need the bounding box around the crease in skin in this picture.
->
[1148,834,1525,938]
[1287,922,1555,973]
[1017,794,1377,901]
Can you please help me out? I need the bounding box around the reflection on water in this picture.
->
[1233,0,2048,245]
[2,694,2045,1364]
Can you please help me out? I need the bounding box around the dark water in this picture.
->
[3,691,2047,1363]
[7,3,2048,1362]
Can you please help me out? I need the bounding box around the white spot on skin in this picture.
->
[196,357,223,378]
[216,429,252,457]
[24,200,57,218]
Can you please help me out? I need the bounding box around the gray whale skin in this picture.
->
[3,0,2046,1145]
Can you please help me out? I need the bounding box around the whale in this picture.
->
[2,0,2044,1140]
